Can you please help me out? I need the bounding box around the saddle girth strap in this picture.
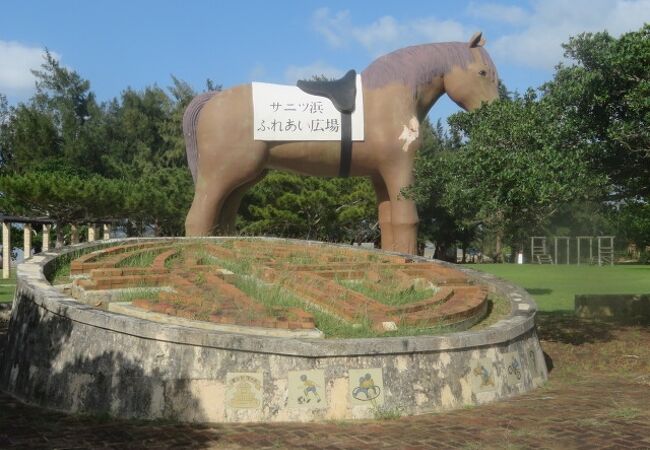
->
[339,112,352,177]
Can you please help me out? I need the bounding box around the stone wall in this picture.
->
[0,238,548,423]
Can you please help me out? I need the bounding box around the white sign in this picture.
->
[252,75,364,141]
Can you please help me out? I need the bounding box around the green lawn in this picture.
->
[0,271,16,304]
[466,264,650,312]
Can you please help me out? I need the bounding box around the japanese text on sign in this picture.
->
[251,77,364,141]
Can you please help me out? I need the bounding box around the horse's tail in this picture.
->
[183,91,220,183]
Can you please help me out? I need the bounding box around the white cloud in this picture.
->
[312,8,352,47]
[312,2,650,71]
[466,2,529,25]
[312,8,467,56]
[0,41,55,97]
[284,62,344,83]
[481,0,650,69]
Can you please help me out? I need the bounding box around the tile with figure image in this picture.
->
[504,352,524,386]
[349,368,384,407]
[471,358,496,393]
[288,370,326,409]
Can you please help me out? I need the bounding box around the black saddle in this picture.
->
[297,69,357,113]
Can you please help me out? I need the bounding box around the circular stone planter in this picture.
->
[0,238,547,423]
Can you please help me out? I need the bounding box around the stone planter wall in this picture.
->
[0,238,547,423]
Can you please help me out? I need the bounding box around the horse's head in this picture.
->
[443,32,499,111]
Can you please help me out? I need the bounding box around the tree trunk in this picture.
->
[495,232,502,263]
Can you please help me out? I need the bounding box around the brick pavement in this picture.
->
[68,240,487,333]
[1,314,649,449]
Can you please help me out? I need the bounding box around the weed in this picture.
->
[194,272,206,286]
[338,276,435,307]
[460,442,483,450]
[608,406,642,420]
[116,250,158,268]
[511,427,548,439]
[118,286,161,303]
[470,295,511,330]
[576,417,606,428]
[372,404,404,420]
[0,271,17,303]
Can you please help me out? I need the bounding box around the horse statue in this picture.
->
[183,32,498,255]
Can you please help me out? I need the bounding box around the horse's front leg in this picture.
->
[371,176,393,251]
[380,161,419,255]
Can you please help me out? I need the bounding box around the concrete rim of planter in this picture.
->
[15,237,538,358]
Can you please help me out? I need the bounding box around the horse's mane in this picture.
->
[361,42,496,93]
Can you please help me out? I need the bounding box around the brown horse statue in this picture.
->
[183,32,498,255]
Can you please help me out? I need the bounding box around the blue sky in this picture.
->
[1,0,649,123]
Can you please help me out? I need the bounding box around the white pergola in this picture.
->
[1,215,113,279]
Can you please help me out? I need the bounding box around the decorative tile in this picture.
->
[349,368,384,406]
[225,372,263,409]
[470,358,496,393]
[288,370,326,409]
[527,348,539,374]
[527,347,546,385]
[504,352,524,386]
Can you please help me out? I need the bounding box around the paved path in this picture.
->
[1,313,649,449]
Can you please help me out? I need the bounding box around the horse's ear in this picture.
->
[469,31,486,48]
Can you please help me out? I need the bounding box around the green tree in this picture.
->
[409,119,472,259]
[0,171,129,224]
[239,172,377,243]
[0,51,199,236]
[544,25,650,198]
[125,168,194,236]
[614,201,650,260]
[412,93,606,261]
[159,76,201,168]
[29,50,107,175]
[0,93,11,170]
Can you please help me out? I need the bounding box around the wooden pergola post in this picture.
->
[2,221,10,279]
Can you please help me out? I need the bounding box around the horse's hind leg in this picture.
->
[185,139,268,236]
[371,176,394,250]
[217,170,268,234]
[185,182,227,236]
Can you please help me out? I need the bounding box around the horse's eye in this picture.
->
[479,70,487,77]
